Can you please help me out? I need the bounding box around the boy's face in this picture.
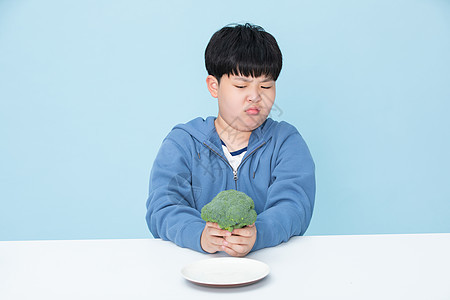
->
[207,74,276,133]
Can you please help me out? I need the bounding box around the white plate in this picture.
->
[181,257,270,287]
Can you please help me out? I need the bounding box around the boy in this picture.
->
[146,23,315,257]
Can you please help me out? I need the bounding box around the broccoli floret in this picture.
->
[201,189,257,232]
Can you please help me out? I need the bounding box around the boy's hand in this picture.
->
[223,224,257,257]
[201,222,231,254]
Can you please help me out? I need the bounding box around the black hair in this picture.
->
[205,23,282,82]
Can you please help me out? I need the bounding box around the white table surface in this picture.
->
[1,233,449,299]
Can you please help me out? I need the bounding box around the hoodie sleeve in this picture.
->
[146,131,206,253]
[253,128,316,251]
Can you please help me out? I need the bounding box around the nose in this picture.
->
[247,88,262,103]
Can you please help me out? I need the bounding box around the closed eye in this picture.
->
[235,85,246,89]
[261,86,273,89]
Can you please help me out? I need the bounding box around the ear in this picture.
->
[206,75,219,98]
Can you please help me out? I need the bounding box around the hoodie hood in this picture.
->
[172,116,276,154]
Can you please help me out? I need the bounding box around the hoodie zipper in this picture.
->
[203,143,237,188]
[204,141,266,190]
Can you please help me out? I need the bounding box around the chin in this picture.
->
[242,117,266,131]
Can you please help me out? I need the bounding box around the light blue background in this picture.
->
[1,0,449,241]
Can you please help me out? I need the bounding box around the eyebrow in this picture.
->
[233,77,274,83]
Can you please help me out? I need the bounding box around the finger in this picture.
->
[224,235,248,245]
[207,228,231,238]
[206,222,227,231]
[206,223,232,236]
[223,244,247,257]
[222,238,247,253]
[222,245,240,257]
[231,226,255,237]
[230,242,247,254]
[201,233,222,254]
[206,222,221,229]
[208,236,225,247]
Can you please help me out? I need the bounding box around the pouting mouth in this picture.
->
[245,106,261,112]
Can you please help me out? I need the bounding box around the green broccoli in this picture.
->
[201,189,257,232]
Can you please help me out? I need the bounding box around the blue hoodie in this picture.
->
[146,116,315,253]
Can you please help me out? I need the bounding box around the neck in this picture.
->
[214,117,251,152]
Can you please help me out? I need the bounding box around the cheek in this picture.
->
[218,98,240,118]
[261,93,276,110]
